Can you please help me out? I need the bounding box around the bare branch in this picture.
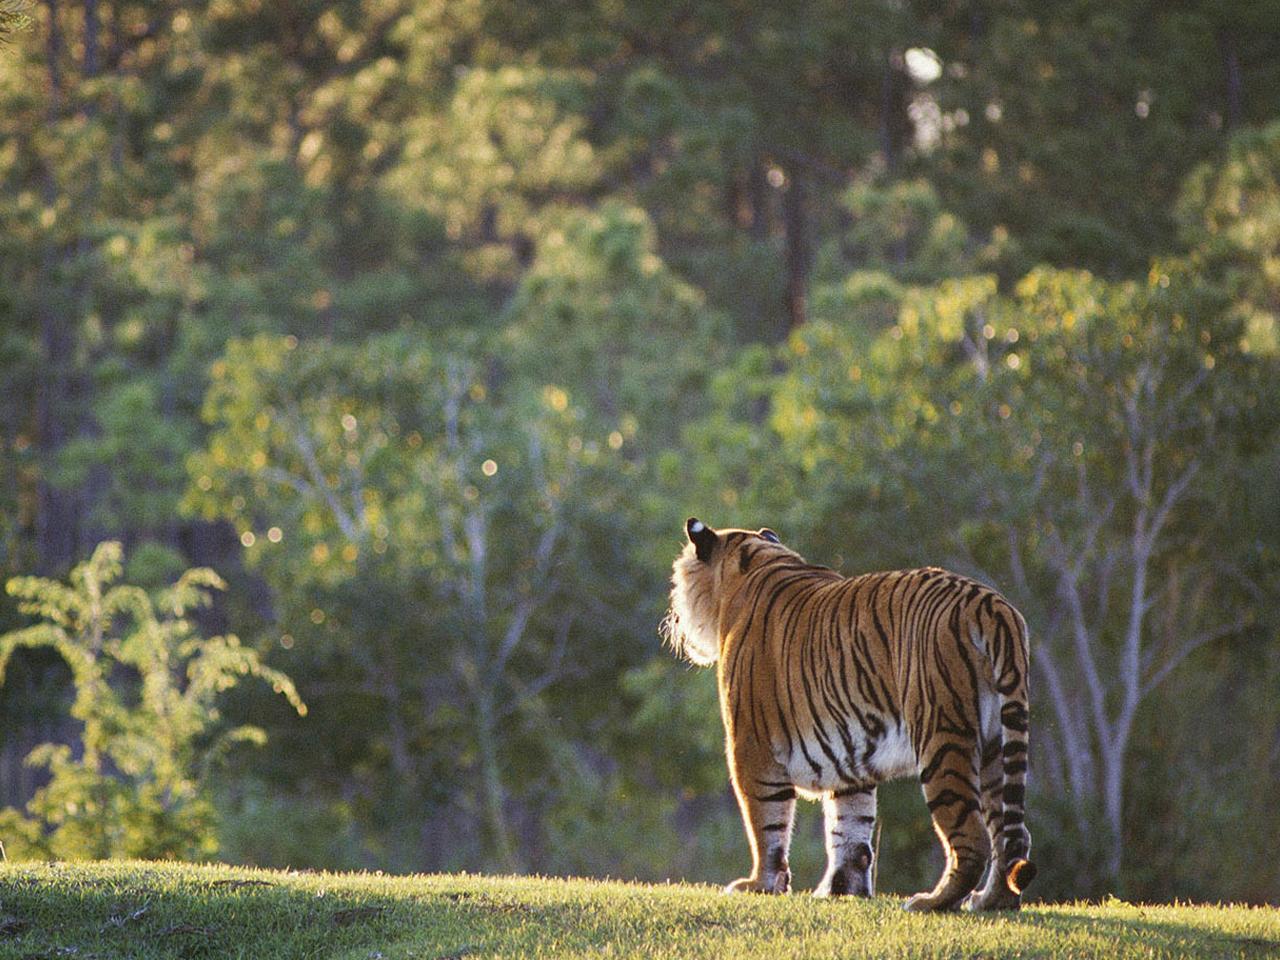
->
[1035,638,1096,805]
[498,611,576,719]
[1121,366,1146,500]
[280,404,363,542]
[490,511,565,681]
[1007,529,1031,601]
[1147,460,1199,544]
[259,465,317,500]
[463,504,488,634]
[1140,615,1246,698]
[1053,563,1111,742]
[1093,544,1122,628]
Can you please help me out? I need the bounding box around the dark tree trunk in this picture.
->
[782,169,809,334]
[748,154,769,241]
[880,52,896,174]
[80,0,108,551]
[109,0,123,171]
[82,0,98,80]
[35,0,77,574]
[1219,32,1243,129]
[724,164,742,229]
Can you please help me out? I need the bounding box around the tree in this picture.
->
[0,541,304,860]
[917,0,1279,276]
[768,259,1278,891]
[505,200,725,438]
[185,332,638,870]
[1179,121,1280,357]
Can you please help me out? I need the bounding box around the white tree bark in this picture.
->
[1027,361,1238,883]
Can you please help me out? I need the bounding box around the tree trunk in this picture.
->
[1101,738,1125,883]
[880,51,896,174]
[79,0,107,551]
[109,0,123,171]
[474,690,520,872]
[35,0,77,574]
[82,0,98,80]
[1219,32,1243,129]
[782,169,809,334]
[748,155,769,241]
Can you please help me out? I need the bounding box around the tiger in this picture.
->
[661,518,1035,911]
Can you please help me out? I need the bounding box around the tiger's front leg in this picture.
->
[814,785,877,897]
[725,754,795,894]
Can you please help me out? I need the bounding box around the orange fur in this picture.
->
[664,520,1035,911]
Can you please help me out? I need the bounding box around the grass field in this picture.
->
[0,860,1276,959]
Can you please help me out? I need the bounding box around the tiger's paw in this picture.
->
[903,891,962,912]
[814,844,874,899]
[813,867,872,898]
[963,886,1021,912]
[724,870,790,895]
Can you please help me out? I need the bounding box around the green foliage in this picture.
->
[2,0,1280,904]
[506,200,725,437]
[0,543,304,860]
[740,258,1280,897]
[184,330,655,870]
[55,380,195,536]
[815,179,976,287]
[391,64,601,239]
[1179,121,1280,357]
[922,1,1272,276]
[213,780,366,871]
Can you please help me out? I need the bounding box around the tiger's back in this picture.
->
[722,566,1027,794]
[666,521,1035,911]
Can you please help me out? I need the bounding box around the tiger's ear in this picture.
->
[686,517,718,562]
[758,528,781,544]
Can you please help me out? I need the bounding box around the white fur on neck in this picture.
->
[666,545,721,665]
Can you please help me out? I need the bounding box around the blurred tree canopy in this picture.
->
[1,0,1279,903]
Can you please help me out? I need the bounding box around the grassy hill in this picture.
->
[0,861,1276,959]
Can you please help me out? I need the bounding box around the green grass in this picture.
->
[0,861,1276,959]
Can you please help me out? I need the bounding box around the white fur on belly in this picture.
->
[869,724,918,779]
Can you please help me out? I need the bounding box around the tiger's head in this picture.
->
[661,517,796,665]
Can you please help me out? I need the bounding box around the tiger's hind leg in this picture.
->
[814,785,876,898]
[904,736,989,912]
[964,736,1021,911]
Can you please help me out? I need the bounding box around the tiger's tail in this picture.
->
[992,600,1035,895]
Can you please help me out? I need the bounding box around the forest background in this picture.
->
[1,0,1279,905]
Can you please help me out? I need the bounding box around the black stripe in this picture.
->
[767,846,788,873]
[925,789,979,814]
[980,738,1001,767]
[1001,702,1028,732]
[757,788,796,802]
[827,868,849,895]
[833,784,873,798]
[919,741,968,784]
